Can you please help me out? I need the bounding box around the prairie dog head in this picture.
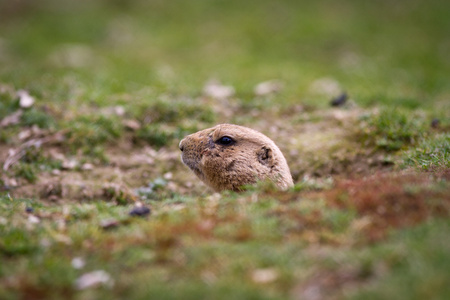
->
[179,124,293,192]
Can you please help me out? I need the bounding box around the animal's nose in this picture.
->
[179,139,185,151]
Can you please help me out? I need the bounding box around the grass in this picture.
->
[65,115,123,151]
[1,177,449,299]
[350,220,450,300]
[0,0,449,299]
[404,133,450,170]
[358,108,428,151]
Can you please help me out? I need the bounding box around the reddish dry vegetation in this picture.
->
[287,171,449,300]
[247,170,450,246]
[326,172,450,243]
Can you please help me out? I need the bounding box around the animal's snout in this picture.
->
[179,139,185,151]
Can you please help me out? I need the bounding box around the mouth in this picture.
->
[181,154,204,179]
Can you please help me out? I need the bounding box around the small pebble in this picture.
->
[71,257,86,269]
[100,219,120,229]
[28,215,40,224]
[203,80,235,99]
[123,119,141,130]
[81,163,94,171]
[62,159,78,170]
[18,90,35,108]
[251,268,279,284]
[330,92,348,107]
[163,172,173,180]
[431,118,440,128]
[75,270,114,290]
[114,105,125,116]
[129,205,151,217]
[25,206,34,213]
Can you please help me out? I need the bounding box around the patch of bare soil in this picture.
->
[0,107,417,202]
[247,108,393,180]
[3,143,208,203]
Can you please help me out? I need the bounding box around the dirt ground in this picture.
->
[2,106,394,203]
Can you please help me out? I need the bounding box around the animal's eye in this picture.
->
[216,136,235,146]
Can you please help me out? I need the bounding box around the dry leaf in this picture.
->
[18,129,32,140]
[18,125,44,140]
[0,110,23,127]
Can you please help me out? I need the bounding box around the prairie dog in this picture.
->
[179,124,293,192]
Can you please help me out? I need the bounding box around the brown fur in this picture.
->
[179,124,294,192]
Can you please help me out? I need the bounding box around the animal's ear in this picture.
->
[257,146,273,167]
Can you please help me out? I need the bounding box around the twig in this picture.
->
[3,131,66,171]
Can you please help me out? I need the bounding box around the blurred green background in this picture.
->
[1,0,449,109]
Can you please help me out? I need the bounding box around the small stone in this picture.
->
[28,215,40,224]
[251,268,279,284]
[431,118,440,128]
[75,270,114,290]
[25,206,34,213]
[114,105,125,116]
[7,178,18,187]
[100,219,120,229]
[163,172,173,180]
[18,90,35,108]
[203,80,235,99]
[81,163,94,171]
[330,92,348,107]
[71,257,86,269]
[129,204,151,217]
[123,119,141,130]
[62,159,78,170]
